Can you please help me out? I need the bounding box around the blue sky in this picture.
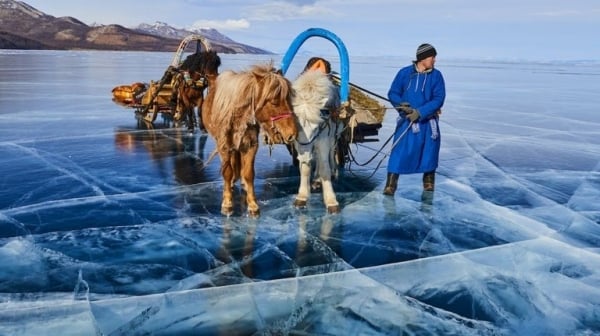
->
[24,0,600,61]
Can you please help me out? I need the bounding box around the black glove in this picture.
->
[405,108,420,122]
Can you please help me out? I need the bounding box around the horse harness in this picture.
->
[296,98,340,146]
[179,70,208,90]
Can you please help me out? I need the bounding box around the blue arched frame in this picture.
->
[280,28,350,103]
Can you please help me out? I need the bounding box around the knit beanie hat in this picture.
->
[416,43,437,62]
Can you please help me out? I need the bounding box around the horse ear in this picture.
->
[275,69,283,75]
[303,57,331,74]
[310,59,330,74]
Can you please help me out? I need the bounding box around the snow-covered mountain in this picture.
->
[133,22,270,54]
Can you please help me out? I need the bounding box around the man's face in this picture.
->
[422,55,436,69]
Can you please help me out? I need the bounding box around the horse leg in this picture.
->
[182,106,193,132]
[185,91,202,132]
[286,143,299,166]
[315,138,340,214]
[237,127,257,216]
[196,96,206,132]
[311,151,322,191]
[180,89,196,131]
[240,142,259,217]
[219,150,235,216]
[293,146,312,208]
[329,137,339,181]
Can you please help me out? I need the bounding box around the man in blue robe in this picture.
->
[384,43,446,195]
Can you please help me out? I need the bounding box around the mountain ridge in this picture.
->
[0,0,271,54]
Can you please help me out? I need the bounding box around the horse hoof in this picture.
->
[327,205,340,214]
[294,199,307,208]
[221,206,234,217]
[248,209,260,218]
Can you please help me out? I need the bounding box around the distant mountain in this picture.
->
[135,22,236,43]
[0,31,48,49]
[0,0,270,54]
[133,22,271,54]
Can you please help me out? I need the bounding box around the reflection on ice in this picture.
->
[3,177,600,334]
[3,232,600,335]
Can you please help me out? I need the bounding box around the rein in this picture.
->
[328,75,415,178]
[345,120,412,179]
[333,76,419,178]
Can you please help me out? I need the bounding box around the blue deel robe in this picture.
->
[387,63,446,174]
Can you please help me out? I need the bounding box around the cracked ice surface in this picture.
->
[1,51,600,335]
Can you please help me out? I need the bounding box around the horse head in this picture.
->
[174,51,222,130]
[179,50,221,81]
[250,64,297,144]
[201,50,221,76]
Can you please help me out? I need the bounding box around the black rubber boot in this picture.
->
[383,173,399,196]
[423,171,435,191]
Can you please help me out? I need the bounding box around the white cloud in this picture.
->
[187,1,335,31]
[245,2,337,21]
[190,19,251,31]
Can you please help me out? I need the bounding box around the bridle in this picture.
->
[248,70,296,145]
[184,70,208,90]
[263,110,294,145]
[269,112,293,129]
[250,84,293,127]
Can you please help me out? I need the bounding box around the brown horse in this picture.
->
[202,62,297,217]
[171,50,221,131]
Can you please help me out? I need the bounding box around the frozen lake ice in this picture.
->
[1,50,599,335]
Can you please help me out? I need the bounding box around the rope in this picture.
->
[329,75,428,179]
[329,75,400,177]
[345,120,413,179]
[331,72,390,102]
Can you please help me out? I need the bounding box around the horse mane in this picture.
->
[180,50,221,75]
[293,70,339,124]
[210,62,292,150]
[202,50,221,75]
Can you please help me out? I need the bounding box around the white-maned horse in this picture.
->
[292,69,343,213]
